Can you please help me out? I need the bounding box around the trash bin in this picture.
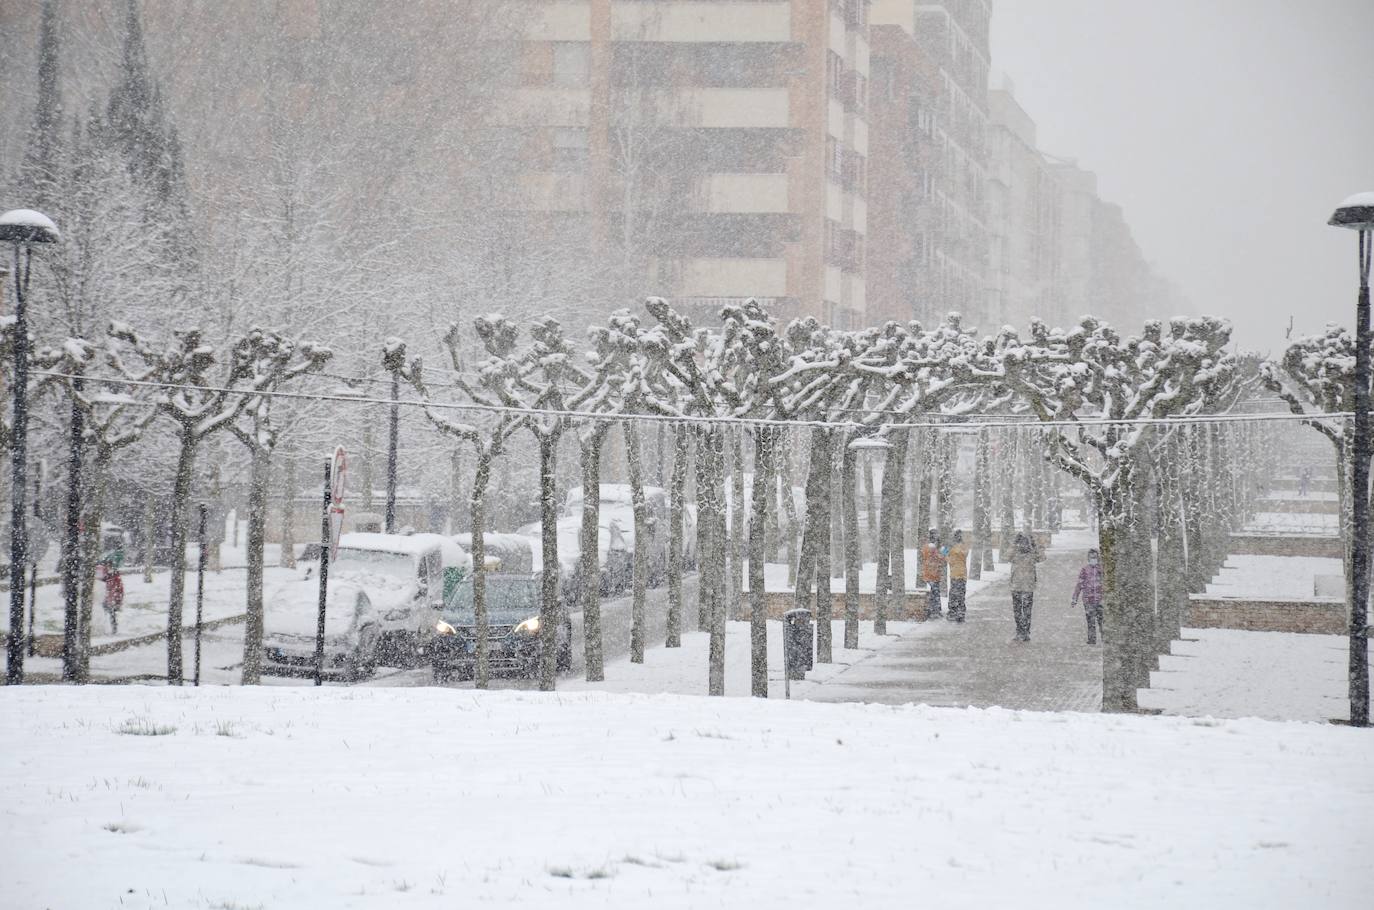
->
[783,608,814,680]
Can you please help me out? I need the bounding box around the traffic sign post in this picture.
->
[315,448,347,685]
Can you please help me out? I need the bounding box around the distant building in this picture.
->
[868,0,992,328]
[508,0,873,328]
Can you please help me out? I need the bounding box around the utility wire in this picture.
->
[28,369,1349,432]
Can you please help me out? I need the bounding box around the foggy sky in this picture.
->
[991,0,1374,354]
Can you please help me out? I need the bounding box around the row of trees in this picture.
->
[382,299,1252,709]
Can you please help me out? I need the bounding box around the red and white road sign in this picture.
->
[330,446,347,506]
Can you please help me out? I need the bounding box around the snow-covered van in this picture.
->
[261,532,470,680]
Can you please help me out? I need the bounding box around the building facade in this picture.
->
[867,0,991,328]
[510,0,873,328]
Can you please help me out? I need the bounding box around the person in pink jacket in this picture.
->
[1072,548,1105,645]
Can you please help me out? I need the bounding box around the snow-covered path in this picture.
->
[3,686,1368,909]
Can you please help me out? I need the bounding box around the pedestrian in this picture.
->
[945,529,969,622]
[97,558,125,634]
[1072,547,1105,645]
[1298,465,1312,498]
[920,528,946,619]
[1009,532,1043,642]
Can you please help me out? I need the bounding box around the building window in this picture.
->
[552,42,590,87]
[551,128,589,172]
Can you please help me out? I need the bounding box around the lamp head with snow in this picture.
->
[0,209,61,245]
[1328,192,1374,231]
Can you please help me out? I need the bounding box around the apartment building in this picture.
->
[510,0,872,327]
[867,0,991,328]
[986,80,1061,330]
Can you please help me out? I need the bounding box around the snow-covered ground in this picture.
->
[1204,554,1345,600]
[1246,512,1339,534]
[1141,627,1367,722]
[4,687,1369,910]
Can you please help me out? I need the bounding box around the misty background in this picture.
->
[993,0,1374,353]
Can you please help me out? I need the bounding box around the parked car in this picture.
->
[515,514,633,601]
[261,532,470,680]
[452,532,537,574]
[430,571,572,681]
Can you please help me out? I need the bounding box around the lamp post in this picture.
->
[381,343,406,534]
[1330,191,1374,727]
[2,208,60,685]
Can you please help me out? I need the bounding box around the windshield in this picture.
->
[332,549,416,584]
[443,577,539,624]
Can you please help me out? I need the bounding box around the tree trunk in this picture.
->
[537,434,560,691]
[448,448,464,535]
[241,445,271,685]
[361,420,375,512]
[813,431,835,662]
[1098,519,1137,712]
[780,429,800,585]
[470,446,493,688]
[625,420,650,663]
[748,426,776,696]
[166,431,197,685]
[579,427,605,681]
[863,454,880,562]
[999,429,1017,561]
[666,424,688,648]
[842,436,861,649]
[1155,436,1189,658]
[906,430,923,552]
[141,494,155,583]
[729,427,745,621]
[280,452,297,569]
[703,426,727,696]
[695,427,710,632]
[76,445,112,682]
[972,429,990,578]
[888,431,909,621]
[60,392,84,682]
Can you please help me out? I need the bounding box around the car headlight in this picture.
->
[435,620,457,636]
[514,616,541,635]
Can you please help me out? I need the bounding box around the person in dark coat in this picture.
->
[1009,532,1043,642]
[1072,548,1105,644]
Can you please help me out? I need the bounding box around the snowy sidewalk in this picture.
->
[801,538,1103,711]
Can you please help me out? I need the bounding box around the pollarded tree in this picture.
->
[108,322,328,684]
[988,316,1244,712]
[1262,324,1362,559]
[34,336,159,680]
[227,332,331,685]
[641,298,747,696]
[388,319,523,689]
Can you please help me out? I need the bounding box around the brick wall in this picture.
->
[1184,596,1346,635]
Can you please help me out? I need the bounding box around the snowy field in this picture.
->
[3,686,1370,910]
[1204,554,1345,600]
[1245,512,1339,534]
[1141,627,1369,722]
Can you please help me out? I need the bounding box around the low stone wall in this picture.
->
[738,591,944,622]
[1258,498,1339,515]
[1185,595,1346,635]
[1226,534,1342,559]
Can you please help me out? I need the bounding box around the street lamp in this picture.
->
[1329,191,1374,727]
[2,208,60,685]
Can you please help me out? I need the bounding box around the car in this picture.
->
[430,571,572,682]
[261,532,470,681]
[514,515,633,601]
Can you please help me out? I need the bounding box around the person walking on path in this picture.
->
[97,558,125,634]
[921,528,947,619]
[1071,548,1105,644]
[945,530,969,622]
[1009,532,1044,641]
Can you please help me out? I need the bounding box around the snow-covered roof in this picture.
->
[338,532,469,568]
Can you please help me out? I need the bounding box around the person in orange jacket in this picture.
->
[945,529,969,622]
[920,528,946,619]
